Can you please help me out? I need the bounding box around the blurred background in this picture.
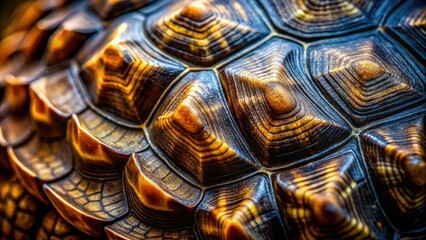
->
[0,0,27,35]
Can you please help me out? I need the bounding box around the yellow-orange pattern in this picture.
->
[30,70,85,139]
[196,175,285,239]
[80,15,184,124]
[147,0,268,66]
[124,150,202,228]
[308,32,425,127]
[220,38,351,167]
[361,116,426,231]
[259,0,398,38]
[8,136,72,204]
[149,71,258,185]
[274,150,388,239]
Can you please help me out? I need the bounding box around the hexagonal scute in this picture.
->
[259,0,399,39]
[80,14,185,124]
[219,38,351,167]
[195,174,285,239]
[308,32,425,127]
[386,0,426,62]
[123,149,202,228]
[30,69,86,140]
[46,10,102,66]
[149,70,258,185]
[90,0,156,19]
[361,115,426,232]
[274,141,392,239]
[146,0,269,66]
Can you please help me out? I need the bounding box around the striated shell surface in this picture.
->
[0,0,425,239]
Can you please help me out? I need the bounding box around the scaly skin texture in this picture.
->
[0,0,425,239]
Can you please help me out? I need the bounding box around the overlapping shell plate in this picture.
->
[0,0,425,239]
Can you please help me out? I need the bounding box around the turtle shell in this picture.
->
[0,0,425,239]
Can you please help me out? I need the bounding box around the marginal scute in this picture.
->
[259,0,399,38]
[3,0,71,36]
[46,10,102,65]
[0,114,34,172]
[5,63,44,114]
[386,0,426,62]
[44,172,128,238]
[0,32,26,65]
[8,135,72,204]
[147,0,269,66]
[124,149,202,228]
[90,0,155,19]
[219,38,351,167]
[30,69,85,140]
[274,147,390,239]
[308,32,425,127]
[361,116,426,231]
[105,215,195,240]
[68,109,147,177]
[149,71,258,185]
[43,108,146,237]
[22,3,82,62]
[195,175,285,239]
[80,15,184,124]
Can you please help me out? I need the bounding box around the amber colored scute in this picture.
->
[0,0,425,239]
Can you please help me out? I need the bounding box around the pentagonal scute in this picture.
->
[148,70,258,185]
[80,14,185,124]
[308,32,425,127]
[386,0,426,62]
[219,38,351,167]
[274,141,392,239]
[259,0,398,39]
[147,0,269,66]
[195,174,285,239]
[361,115,426,231]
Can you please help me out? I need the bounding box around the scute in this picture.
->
[80,14,185,124]
[219,38,351,167]
[273,140,392,239]
[308,32,425,127]
[385,0,426,63]
[146,0,269,66]
[195,174,285,239]
[0,0,425,239]
[148,70,258,185]
[259,0,399,39]
[361,115,426,231]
